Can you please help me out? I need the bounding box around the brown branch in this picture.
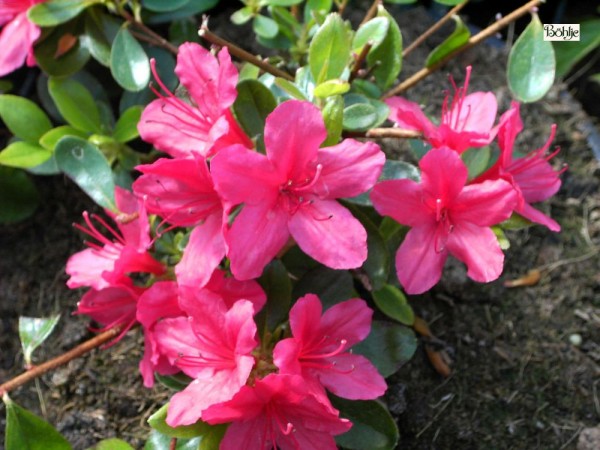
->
[365,128,423,139]
[0,325,123,396]
[402,0,470,57]
[349,42,372,82]
[383,0,543,98]
[121,11,179,55]
[360,0,382,27]
[199,20,294,81]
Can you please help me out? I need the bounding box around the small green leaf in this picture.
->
[0,80,13,93]
[148,404,226,442]
[89,438,134,450]
[111,27,151,92]
[143,430,201,450]
[34,26,90,77]
[500,212,533,230]
[353,17,389,54]
[342,103,378,131]
[19,315,61,364]
[344,93,389,128]
[373,284,414,325]
[426,15,470,67]
[28,0,100,26]
[4,394,72,450]
[322,95,344,146]
[231,6,254,25]
[308,13,352,84]
[155,373,193,391]
[434,0,464,4]
[39,126,88,151]
[461,146,491,180]
[257,259,292,332]
[232,79,277,150]
[332,397,399,450]
[314,79,350,98]
[273,78,308,100]
[554,19,600,78]
[143,0,189,12]
[304,0,332,24]
[169,18,200,46]
[0,142,52,169]
[267,0,303,5]
[253,15,279,39]
[55,137,116,210]
[367,7,402,90]
[0,95,52,142]
[507,13,555,103]
[146,0,218,24]
[48,77,102,134]
[353,320,417,377]
[293,266,355,309]
[113,106,143,143]
[83,9,121,67]
[0,167,39,223]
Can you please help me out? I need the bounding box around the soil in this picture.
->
[1,3,599,450]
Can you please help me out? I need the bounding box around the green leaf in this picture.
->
[113,106,143,143]
[426,15,470,67]
[169,18,200,46]
[143,430,201,450]
[293,266,355,309]
[304,0,332,23]
[353,320,417,377]
[344,93,389,128]
[0,168,39,223]
[257,259,292,331]
[253,14,279,39]
[372,284,414,325]
[267,0,303,5]
[155,373,193,391]
[39,125,88,151]
[500,212,533,230]
[4,395,72,450]
[232,79,277,150]
[554,19,600,78]
[308,13,352,84]
[273,78,308,100]
[353,17,389,54]
[367,7,402,90]
[28,0,100,26]
[34,26,90,77]
[148,404,226,443]
[269,6,301,41]
[461,146,491,180]
[434,0,464,5]
[231,6,254,25]
[314,79,350,98]
[342,102,378,131]
[492,225,510,250]
[83,9,121,67]
[0,80,13,93]
[332,397,399,450]
[55,137,116,210]
[322,94,344,146]
[111,27,151,92]
[48,77,102,134]
[507,13,555,103]
[143,0,189,12]
[0,142,52,169]
[0,95,52,143]
[146,0,218,24]
[89,438,134,450]
[19,315,62,364]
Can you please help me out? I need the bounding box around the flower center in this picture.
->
[278,164,323,214]
[434,198,453,253]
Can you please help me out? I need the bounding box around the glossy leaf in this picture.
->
[342,102,378,131]
[500,212,533,230]
[0,95,52,143]
[554,19,600,78]
[19,315,61,364]
[344,93,389,128]
[39,126,88,151]
[353,320,417,377]
[143,430,201,450]
[308,13,352,84]
[267,0,303,5]
[83,9,121,67]
[155,373,193,392]
[89,438,135,450]
[353,17,389,54]
[0,142,52,169]
[253,14,279,39]
[332,397,399,450]
[322,94,344,146]
[146,0,218,24]
[113,106,143,143]
[28,0,99,26]
[257,259,292,332]
[293,266,355,309]
[55,137,116,210]
[273,78,308,100]
[4,395,72,450]
[0,168,39,223]
[314,79,350,98]
[48,77,103,134]
[143,0,189,12]
[148,403,226,442]
[507,13,555,103]
[269,6,300,41]
[232,79,277,150]
[373,284,414,325]
[111,27,151,92]
[169,18,200,46]
[367,7,402,90]
[426,15,470,67]
[461,146,492,180]
[304,0,332,23]
[231,7,254,25]
[34,26,90,77]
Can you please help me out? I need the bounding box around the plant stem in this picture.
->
[120,10,179,55]
[363,127,423,139]
[349,42,372,82]
[359,0,381,27]
[199,19,294,81]
[382,0,543,98]
[402,0,470,57]
[0,326,122,396]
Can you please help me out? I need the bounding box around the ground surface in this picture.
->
[1,4,599,450]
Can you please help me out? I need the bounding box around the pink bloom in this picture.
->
[476,102,563,231]
[385,67,500,153]
[138,43,251,159]
[211,100,385,280]
[66,187,164,290]
[133,157,226,287]
[0,0,43,77]
[371,146,518,294]
[154,298,258,426]
[273,294,386,400]
[202,374,352,450]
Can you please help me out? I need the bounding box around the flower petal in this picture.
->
[420,146,467,203]
[320,298,373,346]
[136,281,180,327]
[385,96,437,138]
[446,91,497,136]
[371,179,431,227]
[453,179,517,227]
[518,202,560,232]
[0,13,40,77]
[318,353,386,400]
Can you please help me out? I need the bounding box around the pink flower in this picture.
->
[202,374,352,450]
[371,146,518,294]
[66,187,164,290]
[133,156,226,287]
[273,294,386,401]
[138,43,251,159]
[476,102,563,231]
[211,100,385,280]
[154,298,259,426]
[0,0,44,77]
[385,67,500,153]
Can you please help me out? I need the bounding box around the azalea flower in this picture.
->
[273,294,386,400]
[371,146,518,294]
[385,66,500,153]
[66,187,164,290]
[475,102,563,231]
[0,0,44,77]
[202,374,352,450]
[211,100,385,280]
[138,43,251,159]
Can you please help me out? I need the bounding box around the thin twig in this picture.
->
[383,0,543,98]
[364,127,423,139]
[121,10,179,55]
[0,326,123,396]
[349,42,372,82]
[403,0,470,57]
[199,19,294,81]
[360,0,381,27]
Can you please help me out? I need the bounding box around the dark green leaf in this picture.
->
[293,266,355,309]
[148,404,227,443]
[304,0,332,24]
[82,9,121,67]
[169,18,200,46]
[55,137,116,210]
[322,95,344,146]
[146,0,218,24]
[554,19,600,78]
[89,438,134,450]
[461,146,491,180]
[350,79,382,98]
[308,13,352,84]
[353,320,417,377]
[257,259,292,331]
[232,79,277,150]
[4,395,72,450]
[111,27,151,92]
[113,106,143,143]
[48,77,102,134]
[426,15,470,67]
[267,0,303,5]
[342,102,378,131]
[143,430,201,450]
[372,284,414,325]
[353,17,389,54]
[39,126,88,151]
[0,168,39,223]
[294,66,316,100]
[384,0,417,3]
[314,79,350,98]
[0,80,13,93]
[0,142,52,169]
[367,7,402,90]
[507,13,555,103]
[34,26,90,77]
[280,245,320,279]
[28,0,99,26]
[0,95,52,143]
[500,212,533,230]
[143,0,189,12]
[27,155,60,175]
[269,6,301,41]
[155,373,193,391]
[253,15,279,39]
[332,397,399,450]
[344,93,389,128]
[231,7,254,25]
[434,0,464,4]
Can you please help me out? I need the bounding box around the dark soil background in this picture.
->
[1,2,599,449]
